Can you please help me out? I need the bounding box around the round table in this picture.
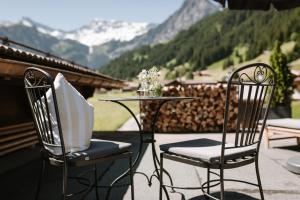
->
[99,96,196,199]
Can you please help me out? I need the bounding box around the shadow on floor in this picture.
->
[276,145,300,152]
[0,132,147,200]
[188,191,259,200]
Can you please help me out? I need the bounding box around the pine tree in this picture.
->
[270,41,293,107]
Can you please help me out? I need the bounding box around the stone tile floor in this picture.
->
[0,132,299,200]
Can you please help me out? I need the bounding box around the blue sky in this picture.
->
[0,0,184,30]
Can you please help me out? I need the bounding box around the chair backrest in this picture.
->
[24,67,66,158]
[222,63,276,155]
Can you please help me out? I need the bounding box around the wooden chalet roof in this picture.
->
[0,42,124,89]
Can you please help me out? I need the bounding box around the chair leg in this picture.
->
[35,159,45,200]
[255,157,265,200]
[159,153,164,200]
[129,155,135,200]
[94,164,100,200]
[205,167,210,200]
[220,168,225,200]
[62,164,68,200]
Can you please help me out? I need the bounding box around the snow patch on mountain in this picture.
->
[20,19,33,27]
[63,19,153,46]
[0,20,14,27]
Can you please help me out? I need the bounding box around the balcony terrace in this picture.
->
[0,131,299,200]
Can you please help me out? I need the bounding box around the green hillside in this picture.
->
[100,8,300,80]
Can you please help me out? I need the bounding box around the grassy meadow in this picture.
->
[292,101,300,118]
[88,90,139,131]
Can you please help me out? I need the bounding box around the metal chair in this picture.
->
[159,63,276,200]
[24,67,134,200]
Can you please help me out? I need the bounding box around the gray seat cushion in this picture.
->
[160,138,257,164]
[266,118,300,130]
[67,139,131,162]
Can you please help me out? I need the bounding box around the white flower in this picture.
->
[137,66,162,93]
[137,69,148,82]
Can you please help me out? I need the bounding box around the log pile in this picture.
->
[140,83,238,133]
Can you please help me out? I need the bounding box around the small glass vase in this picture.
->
[138,82,149,97]
[148,89,156,97]
[137,82,163,97]
[137,89,148,97]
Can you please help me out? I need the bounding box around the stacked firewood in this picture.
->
[140,84,238,133]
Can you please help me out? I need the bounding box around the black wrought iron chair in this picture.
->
[24,67,134,200]
[159,63,276,200]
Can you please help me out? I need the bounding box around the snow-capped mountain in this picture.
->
[18,17,66,37]
[0,17,154,67]
[63,19,154,46]
[9,17,154,47]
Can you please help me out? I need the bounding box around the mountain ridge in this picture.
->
[105,0,220,59]
[0,17,153,47]
[0,0,220,69]
[100,8,300,79]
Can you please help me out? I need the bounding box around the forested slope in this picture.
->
[101,8,300,79]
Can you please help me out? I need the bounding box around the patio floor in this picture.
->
[0,132,299,200]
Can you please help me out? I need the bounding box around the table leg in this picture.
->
[111,100,144,168]
[105,100,174,200]
[104,101,145,199]
[148,100,175,199]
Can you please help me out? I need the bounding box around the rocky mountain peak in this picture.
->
[149,0,221,44]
